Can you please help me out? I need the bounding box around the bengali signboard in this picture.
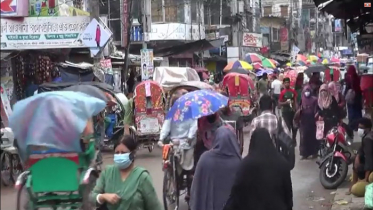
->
[0,16,90,50]
[1,0,29,17]
[141,49,154,81]
[242,32,262,48]
[122,0,129,47]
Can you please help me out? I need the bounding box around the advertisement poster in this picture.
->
[141,49,154,81]
[0,84,13,127]
[29,0,89,17]
[0,16,90,50]
[334,19,342,32]
[242,32,263,48]
[100,59,113,74]
[80,18,112,56]
[1,0,29,17]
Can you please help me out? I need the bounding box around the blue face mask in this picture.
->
[114,153,133,169]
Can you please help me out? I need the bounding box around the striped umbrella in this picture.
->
[261,58,276,68]
[269,59,279,66]
[253,62,263,70]
[297,54,307,62]
[223,60,253,72]
[244,53,264,63]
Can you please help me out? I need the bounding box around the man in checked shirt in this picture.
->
[250,95,290,143]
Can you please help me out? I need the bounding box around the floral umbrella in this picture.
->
[223,60,253,72]
[283,70,298,87]
[166,90,228,122]
[244,53,264,63]
[261,58,276,68]
[297,54,307,62]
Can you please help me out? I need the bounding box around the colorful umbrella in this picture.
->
[308,55,319,62]
[321,59,329,64]
[261,58,276,68]
[297,54,307,62]
[286,62,292,67]
[283,70,298,87]
[223,60,253,72]
[244,53,264,63]
[256,69,274,77]
[253,62,263,70]
[166,90,228,122]
[269,59,279,66]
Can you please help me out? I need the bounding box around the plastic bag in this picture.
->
[316,121,325,140]
[365,183,373,209]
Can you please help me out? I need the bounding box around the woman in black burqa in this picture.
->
[190,126,241,210]
[224,128,293,210]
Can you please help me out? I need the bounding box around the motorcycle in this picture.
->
[317,124,355,189]
[1,127,23,186]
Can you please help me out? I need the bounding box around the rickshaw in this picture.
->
[38,82,127,150]
[14,92,106,210]
[130,80,165,152]
[221,72,258,124]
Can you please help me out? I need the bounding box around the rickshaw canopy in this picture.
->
[9,91,106,161]
[153,67,200,92]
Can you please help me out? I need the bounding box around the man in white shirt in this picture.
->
[271,75,282,115]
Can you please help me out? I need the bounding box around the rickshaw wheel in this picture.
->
[82,174,98,210]
[16,178,30,210]
[12,154,23,183]
[1,151,13,186]
[163,168,179,210]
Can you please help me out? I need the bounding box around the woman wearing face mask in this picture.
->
[316,84,342,136]
[91,135,162,210]
[298,85,319,159]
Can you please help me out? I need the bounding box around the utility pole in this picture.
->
[288,0,293,52]
[123,0,134,91]
[142,0,151,49]
[315,7,319,54]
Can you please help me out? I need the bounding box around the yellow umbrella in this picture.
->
[223,60,253,72]
[308,55,319,62]
[286,62,292,67]
[321,59,329,65]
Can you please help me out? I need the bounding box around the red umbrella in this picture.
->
[297,54,307,62]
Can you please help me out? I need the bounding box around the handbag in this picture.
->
[276,117,295,170]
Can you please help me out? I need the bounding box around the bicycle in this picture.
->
[161,142,192,210]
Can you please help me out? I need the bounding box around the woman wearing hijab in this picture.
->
[317,84,342,136]
[224,128,293,210]
[190,126,241,210]
[345,65,362,130]
[328,81,346,118]
[298,85,318,159]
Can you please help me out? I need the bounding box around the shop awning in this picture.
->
[154,38,225,57]
[320,0,369,19]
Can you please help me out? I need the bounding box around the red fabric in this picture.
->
[279,88,297,101]
[95,26,101,44]
[346,65,360,93]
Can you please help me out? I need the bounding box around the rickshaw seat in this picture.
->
[29,157,79,193]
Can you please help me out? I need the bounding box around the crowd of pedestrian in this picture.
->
[88,65,372,210]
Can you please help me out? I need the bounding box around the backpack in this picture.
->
[275,117,295,170]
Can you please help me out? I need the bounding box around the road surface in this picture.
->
[1,127,339,210]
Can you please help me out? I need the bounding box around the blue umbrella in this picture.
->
[9,91,106,160]
[166,90,228,122]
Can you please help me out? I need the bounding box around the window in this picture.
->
[280,5,288,17]
[151,0,163,22]
[263,6,272,16]
[164,0,184,22]
[272,28,279,41]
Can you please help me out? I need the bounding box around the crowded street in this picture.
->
[2,126,353,210]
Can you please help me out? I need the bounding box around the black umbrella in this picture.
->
[304,65,328,75]
[64,85,108,102]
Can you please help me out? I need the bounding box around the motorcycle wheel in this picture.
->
[319,157,348,189]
